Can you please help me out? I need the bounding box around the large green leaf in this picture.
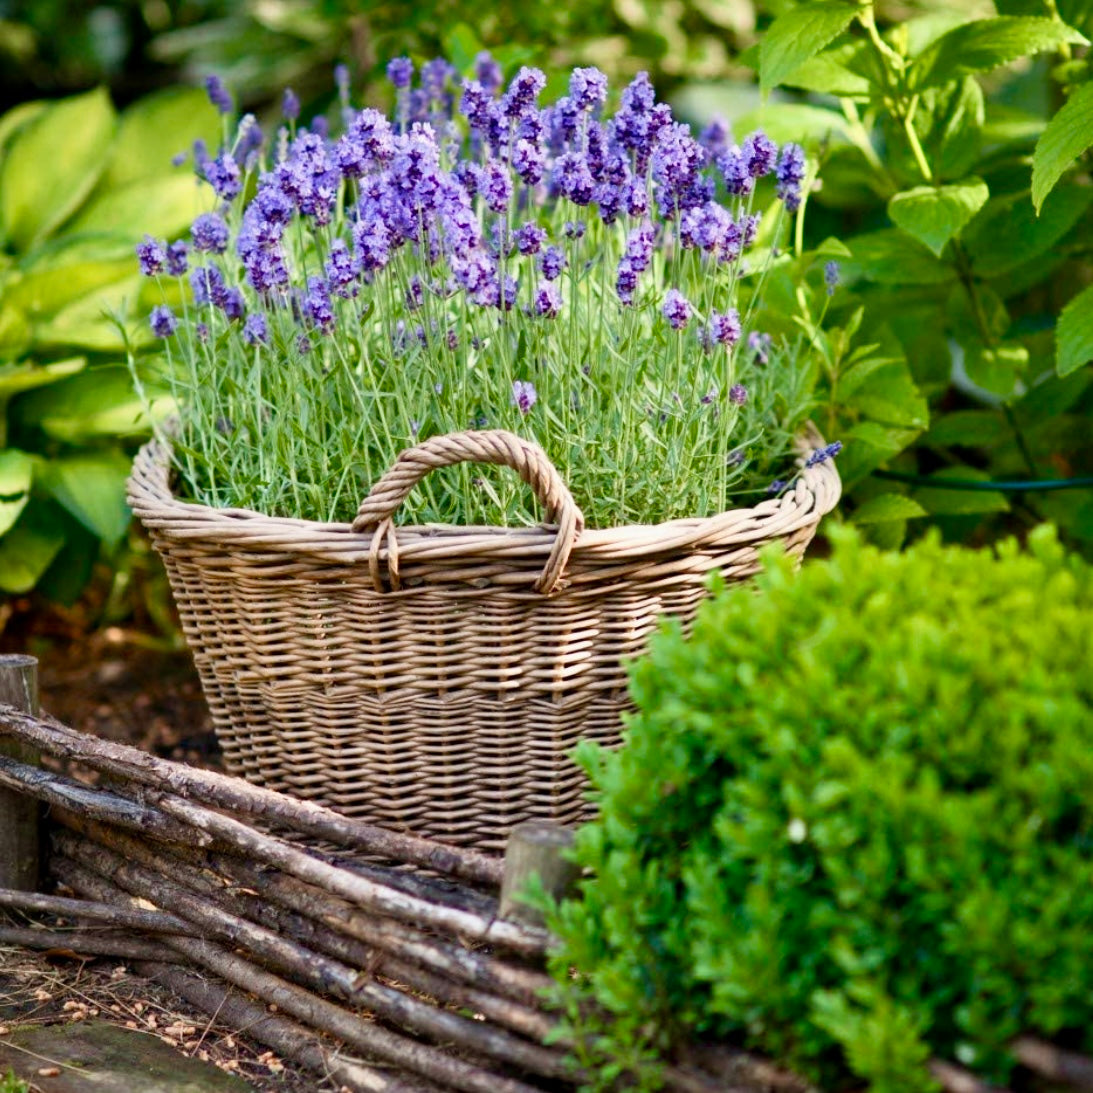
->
[0,448,33,536]
[964,184,1093,277]
[0,506,66,594]
[846,230,957,285]
[0,87,116,253]
[888,178,989,256]
[67,173,214,247]
[5,256,135,319]
[733,103,850,145]
[0,302,30,360]
[759,2,860,96]
[912,467,1010,514]
[101,86,220,189]
[911,17,1088,91]
[851,493,929,523]
[1057,282,1093,377]
[0,357,85,399]
[843,358,929,428]
[1031,82,1093,214]
[777,44,872,97]
[963,342,1027,398]
[38,449,132,548]
[32,279,148,353]
[0,100,47,159]
[13,366,171,442]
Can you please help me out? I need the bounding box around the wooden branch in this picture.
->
[668,1042,818,1093]
[0,704,501,887]
[0,656,40,890]
[54,832,573,1084]
[138,960,444,1093]
[929,1059,1012,1093]
[500,822,578,928]
[1012,1035,1093,1090]
[0,924,183,963]
[53,854,551,1093]
[0,886,200,936]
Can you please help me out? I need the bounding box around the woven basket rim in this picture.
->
[127,426,841,570]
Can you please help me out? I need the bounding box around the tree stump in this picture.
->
[0,654,40,890]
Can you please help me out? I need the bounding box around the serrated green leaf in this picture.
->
[759,2,860,96]
[963,342,1027,398]
[911,17,1088,91]
[888,178,989,256]
[101,86,220,188]
[0,506,66,593]
[1056,282,1093,376]
[0,87,116,252]
[926,410,1009,447]
[846,230,957,285]
[779,45,872,97]
[851,493,929,523]
[964,184,1093,277]
[1032,82,1093,213]
[38,449,132,547]
[845,359,929,428]
[913,468,1010,514]
[0,448,33,536]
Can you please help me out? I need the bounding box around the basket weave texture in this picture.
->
[128,427,840,851]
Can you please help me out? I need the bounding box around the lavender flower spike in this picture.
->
[282,88,301,121]
[729,384,748,405]
[569,67,608,111]
[136,236,165,276]
[204,74,233,115]
[662,288,691,330]
[776,143,807,212]
[191,212,229,254]
[150,305,177,337]
[387,57,414,89]
[824,260,840,296]
[512,379,538,414]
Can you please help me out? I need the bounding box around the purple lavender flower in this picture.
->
[310,115,329,139]
[749,331,772,364]
[767,479,787,494]
[595,182,623,225]
[552,153,595,205]
[539,245,566,281]
[563,220,586,240]
[335,108,395,176]
[191,212,229,253]
[190,265,225,307]
[651,122,704,214]
[742,213,761,248]
[824,259,840,296]
[149,304,177,337]
[698,117,731,157]
[387,57,414,89]
[460,80,495,135]
[243,312,268,345]
[625,178,649,217]
[662,288,691,330]
[534,282,562,318]
[480,161,512,213]
[501,67,546,120]
[202,152,241,201]
[680,202,733,253]
[625,221,655,273]
[166,240,189,276]
[776,143,806,211]
[569,67,608,111]
[512,138,545,185]
[305,277,335,332]
[334,63,350,101]
[422,58,455,101]
[729,383,748,405]
[511,379,538,414]
[170,150,187,167]
[743,131,777,177]
[136,236,165,276]
[297,334,312,355]
[325,238,359,297]
[717,146,753,197]
[474,52,504,94]
[220,287,245,321]
[282,88,301,121]
[406,275,425,310]
[709,308,741,347]
[196,322,209,343]
[621,71,655,114]
[515,223,547,256]
[546,97,580,149]
[805,441,843,467]
[616,256,638,305]
[445,328,458,351]
[204,75,233,115]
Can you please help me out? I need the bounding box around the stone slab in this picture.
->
[0,1020,253,1092]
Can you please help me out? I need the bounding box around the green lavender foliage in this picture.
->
[0,85,218,600]
[548,524,1093,1092]
[730,0,1093,554]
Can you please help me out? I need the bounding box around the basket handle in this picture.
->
[353,430,585,594]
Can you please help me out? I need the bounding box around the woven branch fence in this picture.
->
[2,701,1093,1093]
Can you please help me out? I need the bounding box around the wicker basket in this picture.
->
[128,427,840,851]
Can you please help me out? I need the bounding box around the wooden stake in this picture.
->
[500,822,579,928]
[0,654,39,890]
[0,924,182,963]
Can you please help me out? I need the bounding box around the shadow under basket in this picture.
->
[128,427,841,853]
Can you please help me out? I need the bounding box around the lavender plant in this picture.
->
[134,60,831,529]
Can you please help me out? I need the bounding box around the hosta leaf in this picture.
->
[1056,282,1093,377]
[888,178,989,256]
[911,17,1088,91]
[851,493,929,523]
[0,357,85,399]
[38,449,132,548]
[759,2,860,96]
[0,87,116,252]
[0,448,33,536]
[66,173,214,245]
[1032,82,1093,213]
[0,506,66,594]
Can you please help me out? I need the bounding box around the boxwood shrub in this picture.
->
[548,525,1093,1093]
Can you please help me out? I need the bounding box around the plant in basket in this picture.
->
[127,58,843,849]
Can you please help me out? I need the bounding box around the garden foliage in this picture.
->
[549,525,1093,1092]
[743,0,1093,552]
[0,85,219,598]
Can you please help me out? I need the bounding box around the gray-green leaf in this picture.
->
[1056,282,1093,377]
[0,87,116,252]
[888,178,989,256]
[911,17,1088,91]
[759,2,860,96]
[1032,81,1093,213]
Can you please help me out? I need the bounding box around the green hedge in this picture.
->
[549,525,1093,1092]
